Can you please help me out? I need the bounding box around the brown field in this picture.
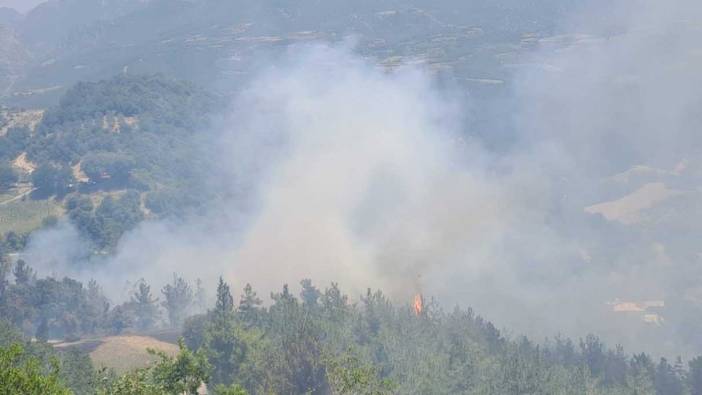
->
[54,335,179,374]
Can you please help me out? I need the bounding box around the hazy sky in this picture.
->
[0,0,44,13]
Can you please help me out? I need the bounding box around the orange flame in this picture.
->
[413,293,424,316]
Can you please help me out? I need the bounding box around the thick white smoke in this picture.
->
[219,45,509,300]
[28,44,511,301]
[22,0,702,356]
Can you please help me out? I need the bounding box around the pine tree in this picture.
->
[132,279,159,331]
[205,277,242,386]
[213,277,234,322]
[238,283,262,328]
[161,274,193,328]
[300,279,320,309]
[321,282,348,322]
[12,260,35,286]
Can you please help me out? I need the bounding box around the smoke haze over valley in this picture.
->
[0,1,44,14]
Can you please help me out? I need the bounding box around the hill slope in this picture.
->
[2,0,585,107]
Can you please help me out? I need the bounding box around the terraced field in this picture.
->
[0,194,62,234]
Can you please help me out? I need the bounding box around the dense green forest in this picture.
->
[0,74,223,251]
[1,258,702,394]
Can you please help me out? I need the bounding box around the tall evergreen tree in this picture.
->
[213,277,234,322]
[238,283,262,328]
[132,279,159,331]
[300,279,321,310]
[12,260,34,286]
[321,283,348,322]
[161,274,192,328]
[205,277,243,387]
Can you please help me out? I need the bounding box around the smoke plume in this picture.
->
[23,0,702,356]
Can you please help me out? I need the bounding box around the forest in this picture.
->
[0,74,223,252]
[1,259,702,394]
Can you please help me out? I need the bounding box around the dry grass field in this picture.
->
[54,335,179,374]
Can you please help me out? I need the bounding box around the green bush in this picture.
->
[0,344,71,395]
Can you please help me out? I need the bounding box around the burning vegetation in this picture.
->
[413,293,424,316]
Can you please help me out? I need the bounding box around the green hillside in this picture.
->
[0,74,222,250]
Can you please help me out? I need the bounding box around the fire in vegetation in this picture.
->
[413,293,424,316]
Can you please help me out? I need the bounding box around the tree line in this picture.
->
[1,260,702,394]
[0,259,209,340]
